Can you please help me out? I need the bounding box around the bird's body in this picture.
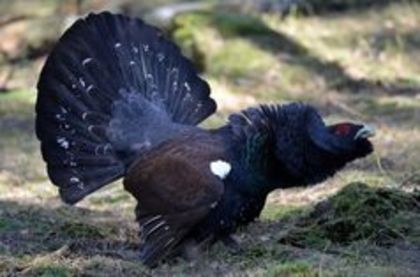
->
[124,128,267,244]
[35,12,375,266]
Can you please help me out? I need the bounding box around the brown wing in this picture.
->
[123,135,226,266]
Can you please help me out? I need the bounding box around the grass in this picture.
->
[265,261,318,277]
[1,1,420,276]
[279,183,420,247]
[0,89,36,116]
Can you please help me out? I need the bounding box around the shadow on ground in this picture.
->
[0,199,138,258]
[207,12,420,96]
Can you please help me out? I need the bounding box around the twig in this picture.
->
[373,150,398,185]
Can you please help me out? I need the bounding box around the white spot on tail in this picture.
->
[70,177,80,183]
[79,77,86,88]
[210,160,231,179]
[114,42,122,48]
[184,82,191,91]
[60,106,68,114]
[86,84,94,93]
[69,177,84,189]
[82,57,92,66]
[57,137,69,149]
[55,113,64,120]
[157,52,165,62]
[82,112,89,120]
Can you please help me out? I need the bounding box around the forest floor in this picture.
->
[0,1,420,276]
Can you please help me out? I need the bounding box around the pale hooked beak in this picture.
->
[354,124,376,140]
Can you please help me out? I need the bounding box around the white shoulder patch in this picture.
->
[210,160,231,179]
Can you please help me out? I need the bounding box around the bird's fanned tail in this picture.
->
[35,12,216,204]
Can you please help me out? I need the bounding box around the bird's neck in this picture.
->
[215,125,277,196]
[217,106,305,193]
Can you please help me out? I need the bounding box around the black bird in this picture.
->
[35,12,375,266]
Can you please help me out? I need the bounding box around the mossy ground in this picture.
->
[1,1,420,276]
[279,183,420,247]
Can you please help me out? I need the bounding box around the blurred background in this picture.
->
[1,0,420,276]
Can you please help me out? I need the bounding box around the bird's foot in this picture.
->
[221,235,243,255]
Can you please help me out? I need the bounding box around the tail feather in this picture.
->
[36,12,216,204]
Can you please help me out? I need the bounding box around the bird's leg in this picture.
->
[221,235,243,255]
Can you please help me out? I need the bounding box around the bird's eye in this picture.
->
[333,123,352,136]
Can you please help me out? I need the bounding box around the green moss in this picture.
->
[27,265,74,277]
[0,212,51,236]
[246,244,271,259]
[261,204,305,221]
[171,12,275,78]
[0,218,21,232]
[0,89,35,117]
[57,222,106,239]
[330,183,418,216]
[171,13,209,71]
[280,183,420,248]
[210,39,274,79]
[387,212,420,244]
[172,11,271,41]
[0,89,34,102]
[211,12,273,37]
[265,261,317,277]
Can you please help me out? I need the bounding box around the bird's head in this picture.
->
[305,111,374,160]
[239,103,375,186]
[322,122,375,158]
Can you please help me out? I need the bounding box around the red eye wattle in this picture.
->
[334,123,351,136]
